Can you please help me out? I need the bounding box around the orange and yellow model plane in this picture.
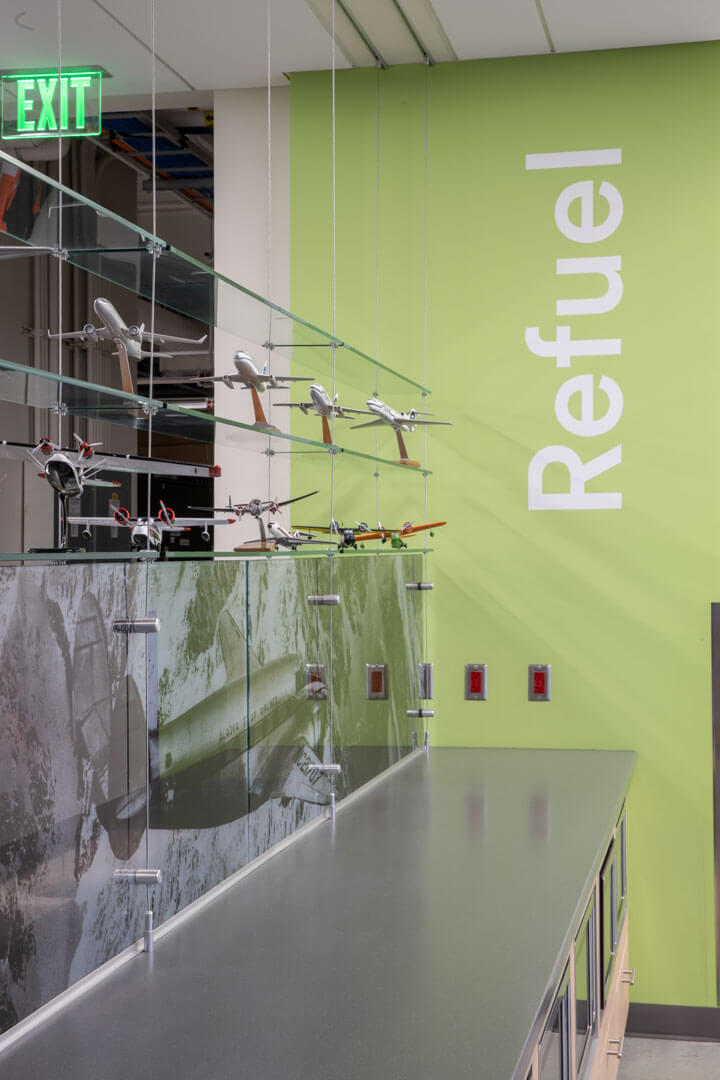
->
[293,519,446,552]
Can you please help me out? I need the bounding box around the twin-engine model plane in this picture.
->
[28,433,121,547]
[189,351,313,431]
[49,297,208,395]
[69,500,236,552]
[274,382,366,444]
[190,489,319,547]
[295,519,447,552]
[351,397,452,466]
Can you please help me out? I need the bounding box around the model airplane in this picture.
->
[351,397,452,466]
[69,500,236,551]
[190,489,319,546]
[236,520,335,552]
[49,297,208,394]
[274,382,365,444]
[28,434,121,547]
[295,518,446,552]
[191,489,319,521]
[188,351,313,429]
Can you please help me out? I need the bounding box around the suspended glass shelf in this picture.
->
[0,149,430,402]
[0,550,159,563]
[0,358,432,477]
[164,546,435,560]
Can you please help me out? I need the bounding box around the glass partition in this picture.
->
[0,560,148,1031]
[145,558,251,926]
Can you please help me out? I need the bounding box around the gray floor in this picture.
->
[620,1037,720,1079]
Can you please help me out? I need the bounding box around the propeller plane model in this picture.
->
[190,489,319,547]
[28,433,121,547]
[69,500,236,552]
[295,519,447,552]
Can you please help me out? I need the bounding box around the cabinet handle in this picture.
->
[622,968,636,985]
[607,1036,624,1059]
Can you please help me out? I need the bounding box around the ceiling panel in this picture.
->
[542,0,720,53]
[430,0,550,60]
[342,0,425,66]
[0,0,187,95]
[99,0,350,92]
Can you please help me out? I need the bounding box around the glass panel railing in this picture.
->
[246,556,334,860]
[0,559,148,1033]
[330,551,423,797]
[144,557,251,927]
[0,149,430,399]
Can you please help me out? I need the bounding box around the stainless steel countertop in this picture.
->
[0,747,635,1080]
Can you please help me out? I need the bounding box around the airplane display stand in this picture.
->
[394,429,421,469]
[234,542,278,552]
[249,387,279,432]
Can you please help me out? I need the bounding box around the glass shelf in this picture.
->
[0,149,430,401]
[0,357,432,476]
[0,550,158,563]
[164,547,434,560]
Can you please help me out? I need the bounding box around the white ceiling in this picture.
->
[2,0,720,102]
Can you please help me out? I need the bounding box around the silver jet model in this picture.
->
[49,296,208,393]
[188,351,313,429]
[351,396,452,466]
[275,382,366,444]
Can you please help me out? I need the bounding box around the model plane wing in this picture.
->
[48,325,110,341]
[171,516,236,528]
[144,331,208,346]
[350,419,385,429]
[67,515,134,528]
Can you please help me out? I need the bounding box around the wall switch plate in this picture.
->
[528,664,551,702]
[465,663,488,701]
[305,663,328,700]
[366,664,388,700]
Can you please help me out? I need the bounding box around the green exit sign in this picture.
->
[1,70,102,139]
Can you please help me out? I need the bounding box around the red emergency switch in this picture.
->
[470,670,484,695]
[370,669,384,695]
[529,664,551,701]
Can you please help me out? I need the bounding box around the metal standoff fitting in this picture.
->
[406,709,435,719]
[314,763,341,775]
[405,582,434,591]
[113,868,162,885]
[307,595,341,606]
[143,910,154,954]
[418,663,434,699]
[112,618,161,634]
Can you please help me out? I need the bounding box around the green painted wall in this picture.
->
[289,43,720,1009]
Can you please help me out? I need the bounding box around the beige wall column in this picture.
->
[213,86,292,546]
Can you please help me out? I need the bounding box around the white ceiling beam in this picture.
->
[395,0,458,63]
[342,0,426,65]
